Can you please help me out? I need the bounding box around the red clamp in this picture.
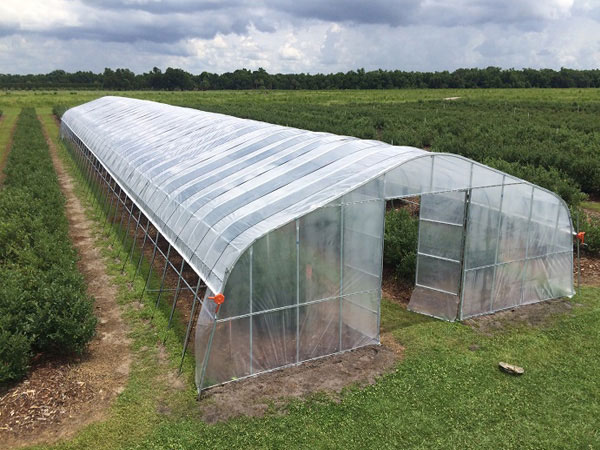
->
[208,293,225,313]
[576,231,586,244]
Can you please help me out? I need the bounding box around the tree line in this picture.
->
[2,67,600,90]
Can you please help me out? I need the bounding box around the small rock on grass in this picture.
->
[499,362,524,375]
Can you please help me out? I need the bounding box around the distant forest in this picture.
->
[2,67,600,90]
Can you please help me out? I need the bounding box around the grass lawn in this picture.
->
[583,201,600,214]
[16,99,600,449]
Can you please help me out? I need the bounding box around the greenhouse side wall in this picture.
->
[195,180,385,389]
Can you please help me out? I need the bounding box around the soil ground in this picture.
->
[382,266,413,304]
[0,119,131,449]
[575,254,600,287]
[464,297,579,336]
[199,344,399,423]
[0,114,17,185]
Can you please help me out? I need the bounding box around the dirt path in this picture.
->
[0,118,131,449]
[0,114,17,185]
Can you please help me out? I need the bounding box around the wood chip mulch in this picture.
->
[0,357,96,435]
[575,254,600,287]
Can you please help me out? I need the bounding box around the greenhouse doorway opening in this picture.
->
[384,190,470,322]
[382,198,419,305]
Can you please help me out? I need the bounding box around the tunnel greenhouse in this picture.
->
[60,96,574,391]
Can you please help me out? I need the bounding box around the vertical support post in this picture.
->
[457,189,472,321]
[113,195,129,246]
[90,157,101,209]
[100,170,113,215]
[83,150,94,199]
[122,209,142,271]
[134,217,152,280]
[155,244,172,308]
[87,157,98,207]
[429,155,435,192]
[339,202,344,351]
[377,199,385,342]
[85,152,96,201]
[104,185,120,230]
[104,184,117,227]
[115,204,132,257]
[489,177,506,313]
[456,165,474,320]
[179,281,204,374]
[295,220,300,363]
[140,230,160,300]
[119,202,136,251]
[249,245,254,374]
[165,259,187,335]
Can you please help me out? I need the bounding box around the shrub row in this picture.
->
[0,108,96,383]
[52,104,67,120]
[384,208,419,283]
[483,157,586,208]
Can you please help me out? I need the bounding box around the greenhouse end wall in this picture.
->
[409,184,573,321]
[195,180,385,389]
[195,155,574,390]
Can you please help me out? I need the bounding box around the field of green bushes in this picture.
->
[0,108,96,382]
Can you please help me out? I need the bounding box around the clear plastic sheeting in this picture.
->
[195,193,385,390]
[60,97,574,391]
[460,184,574,319]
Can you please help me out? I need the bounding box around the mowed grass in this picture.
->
[23,99,600,449]
[4,88,600,110]
[583,201,600,213]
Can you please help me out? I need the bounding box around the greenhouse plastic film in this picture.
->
[61,97,575,390]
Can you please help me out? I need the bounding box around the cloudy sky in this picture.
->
[0,0,599,75]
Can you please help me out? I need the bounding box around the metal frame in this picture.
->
[61,126,206,374]
[61,113,575,392]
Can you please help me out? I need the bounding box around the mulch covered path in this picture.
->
[0,119,131,449]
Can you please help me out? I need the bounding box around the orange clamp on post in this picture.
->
[208,293,225,314]
[576,231,586,244]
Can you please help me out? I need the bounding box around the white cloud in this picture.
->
[212,35,228,49]
[279,43,302,60]
[0,0,599,74]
